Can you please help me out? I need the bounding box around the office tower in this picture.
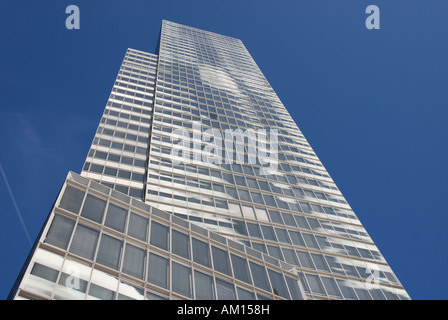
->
[8,20,410,300]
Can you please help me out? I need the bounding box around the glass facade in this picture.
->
[9,20,409,300]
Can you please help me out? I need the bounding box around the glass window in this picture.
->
[285,276,304,300]
[247,222,262,238]
[216,278,235,300]
[172,262,192,298]
[127,212,148,242]
[45,215,75,250]
[211,246,231,276]
[150,221,169,251]
[194,271,215,300]
[69,224,99,260]
[302,233,320,249]
[336,279,357,299]
[147,253,169,289]
[297,250,315,269]
[88,283,115,300]
[192,238,211,268]
[230,254,251,285]
[288,230,305,247]
[321,277,342,298]
[267,245,283,260]
[311,253,330,272]
[249,262,271,292]
[305,274,326,296]
[274,227,291,244]
[96,234,123,270]
[105,203,128,232]
[237,287,255,300]
[172,229,190,259]
[122,244,146,280]
[261,225,277,241]
[80,194,106,224]
[268,269,290,299]
[59,185,85,214]
[282,248,299,266]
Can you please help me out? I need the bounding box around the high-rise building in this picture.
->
[8,20,409,300]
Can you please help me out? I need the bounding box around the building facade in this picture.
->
[8,20,409,300]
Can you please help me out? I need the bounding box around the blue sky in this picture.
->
[0,0,447,300]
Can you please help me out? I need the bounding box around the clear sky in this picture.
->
[0,0,447,300]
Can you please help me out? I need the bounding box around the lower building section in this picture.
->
[9,172,306,300]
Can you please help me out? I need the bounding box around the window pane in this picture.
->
[230,254,251,285]
[172,230,190,259]
[45,215,75,250]
[268,269,290,299]
[237,287,255,300]
[69,224,99,260]
[311,253,330,272]
[322,277,342,298]
[96,234,123,270]
[80,194,106,224]
[172,262,192,298]
[147,253,169,289]
[59,185,85,214]
[192,238,211,268]
[127,212,148,242]
[122,244,146,279]
[282,248,299,266]
[194,271,215,300]
[305,274,326,296]
[297,250,315,269]
[247,222,262,238]
[105,203,128,232]
[216,278,235,300]
[261,225,276,241]
[88,283,115,300]
[285,276,304,300]
[211,246,231,276]
[150,221,169,251]
[249,262,271,292]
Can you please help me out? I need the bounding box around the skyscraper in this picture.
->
[8,20,409,300]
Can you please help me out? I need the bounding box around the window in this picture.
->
[305,274,326,296]
[172,262,192,298]
[147,253,169,289]
[96,234,123,270]
[172,230,190,259]
[216,278,235,300]
[237,287,255,300]
[261,225,276,241]
[105,203,128,232]
[230,254,251,285]
[122,244,146,279]
[194,271,215,300]
[127,213,148,242]
[249,262,271,292]
[80,194,106,224]
[192,238,211,268]
[150,221,169,251]
[268,269,290,299]
[69,224,99,260]
[211,246,231,276]
[59,185,85,214]
[45,215,75,250]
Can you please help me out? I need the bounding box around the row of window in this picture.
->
[92,137,148,155]
[87,149,146,168]
[83,162,145,183]
[96,126,149,144]
[147,153,350,215]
